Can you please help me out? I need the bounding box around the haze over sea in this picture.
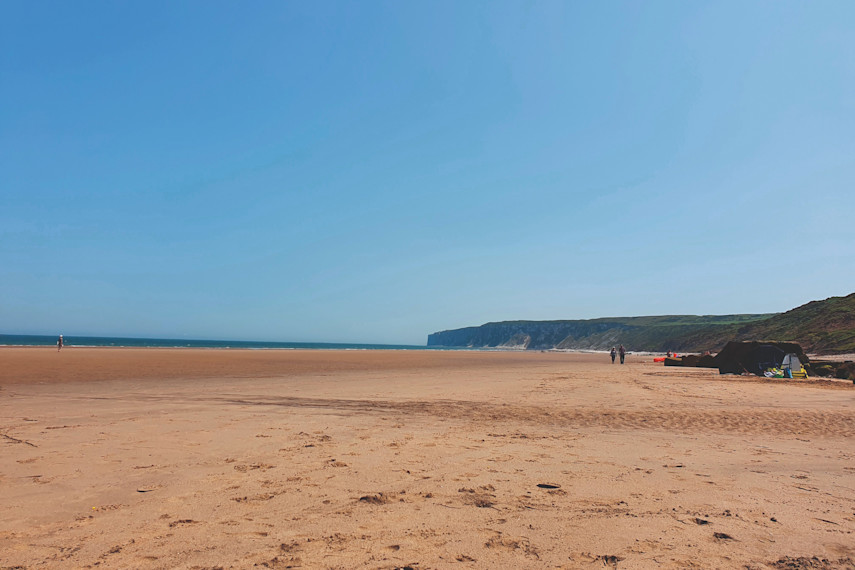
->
[0,334,436,351]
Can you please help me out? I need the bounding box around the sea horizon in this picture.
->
[0,333,435,351]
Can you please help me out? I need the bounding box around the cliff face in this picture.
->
[427,293,855,354]
[427,315,774,351]
[427,321,626,350]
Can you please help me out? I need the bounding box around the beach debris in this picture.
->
[577,553,622,566]
[1,432,37,447]
[713,532,735,540]
[136,487,156,493]
[358,493,389,505]
[259,554,301,568]
[279,541,302,553]
[693,518,711,525]
[168,519,199,527]
[770,556,855,569]
[91,504,123,512]
[536,483,561,489]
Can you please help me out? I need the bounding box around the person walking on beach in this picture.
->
[619,344,626,364]
[57,335,63,352]
[610,347,617,364]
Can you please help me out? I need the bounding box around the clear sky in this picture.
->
[2,2,854,345]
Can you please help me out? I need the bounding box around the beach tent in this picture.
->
[781,353,802,372]
[752,344,786,374]
[715,341,808,376]
[781,353,808,378]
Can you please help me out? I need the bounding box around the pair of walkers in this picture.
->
[609,345,626,364]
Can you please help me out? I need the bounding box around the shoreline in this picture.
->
[4,344,853,359]
[0,346,597,387]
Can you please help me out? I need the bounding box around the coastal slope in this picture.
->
[427,314,774,352]
[674,292,855,354]
[427,292,855,354]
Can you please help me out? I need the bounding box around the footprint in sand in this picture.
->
[458,485,497,508]
[484,533,539,559]
[234,463,274,472]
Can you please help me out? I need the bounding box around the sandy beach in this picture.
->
[1,348,854,569]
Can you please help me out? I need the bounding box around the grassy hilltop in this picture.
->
[674,292,855,354]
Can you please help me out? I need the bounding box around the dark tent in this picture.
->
[663,353,718,368]
[715,341,809,376]
[752,345,786,374]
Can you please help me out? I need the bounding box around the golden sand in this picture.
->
[1,348,854,568]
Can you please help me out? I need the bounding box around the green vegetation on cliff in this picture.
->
[428,314,775,352]
[427,293,855,355]
[675,292,855,354]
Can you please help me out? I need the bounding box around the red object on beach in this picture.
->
[653,357,666,363]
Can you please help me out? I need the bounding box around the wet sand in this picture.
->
[1,348,854,569]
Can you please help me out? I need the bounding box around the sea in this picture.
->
[0,334,437,351]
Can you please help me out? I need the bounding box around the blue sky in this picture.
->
[2,1,854,345]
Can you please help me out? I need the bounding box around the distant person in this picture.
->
[57,335,63,352]
[619,344,626,364]
[666,350,672,357]
[610,347,617,364]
